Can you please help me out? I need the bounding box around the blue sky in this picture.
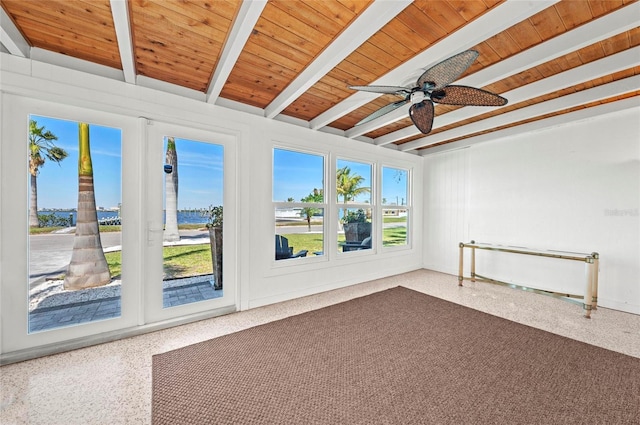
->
[31,115,224,210]
[273,148,408,205]
[32,116,407,210]
[31,115,122,209]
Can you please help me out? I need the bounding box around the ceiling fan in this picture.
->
[348,50,508,134]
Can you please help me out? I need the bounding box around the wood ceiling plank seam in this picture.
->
[303,0,367,27]
[263,0,412,119]
[252,13,326,58]
[110,0,135,83]
[587,0,623,17]
[28,41,121,70]
[269,0,347,37]
[5,7,118,46]
[311,0,556,130]
[282,92,336,120]
[150,0,237,33]
[130,5,226,43]
[449,5,640,92]
[17,25,121,67]
[554,1,595,31]
[4,0,113,23]
[396,63,640,151]
[241,35,310,72]
[328,59,379,84]
[504,19,544,52]
[222,63,298,99]
[395,6,443,46]
[133,28,222,59]
[577,42,608,65]
[601,30,634,55]
[0,6,30,57]
[448,0,492,22]
[262,4,335,51]
[377,19,428,55]
[136,63,212,82]
[479,31,640,94]
[136,60,213,80]
[355,38,407,70]
[189,0,241,17]
[228,59,298,87]
[218,80,277,106]
[135,0,236,35]
[414,0,467,32]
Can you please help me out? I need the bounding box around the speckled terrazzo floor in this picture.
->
[2,269,639,425]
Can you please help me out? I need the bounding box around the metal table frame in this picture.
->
[458,241,599,318]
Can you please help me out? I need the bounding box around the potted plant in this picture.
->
[342,208,371,242]
[204,205,223,290]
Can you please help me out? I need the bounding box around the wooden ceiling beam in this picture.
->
[419,82,640,156]
[312,0,556,131]
[370,4,640,145]
[263,0,412,119]
[0,6,29,57]
[110,0,135,84]
[397,54,640,152]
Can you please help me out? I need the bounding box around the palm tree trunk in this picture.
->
[29,173,40,227]
[164,138,180,242]
[64,123,110,290]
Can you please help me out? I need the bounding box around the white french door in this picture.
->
[1,97,237,358]
[143,121,236,323]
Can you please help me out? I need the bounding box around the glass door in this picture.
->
[1,96,141,355]
[144,122,236,323]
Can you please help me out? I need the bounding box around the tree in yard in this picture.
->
[63,123,110,290]
[164,137,180,242]
[299,188,323,231]
[336,166,370,218]
[28,119,68,227]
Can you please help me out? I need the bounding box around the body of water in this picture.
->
[44,210,208,225]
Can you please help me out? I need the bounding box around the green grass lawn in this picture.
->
[105,244,213,280]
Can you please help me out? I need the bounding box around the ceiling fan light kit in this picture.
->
[349,50,508,134]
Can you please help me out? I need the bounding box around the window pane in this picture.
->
[273,149,324,202]
[382,167,408,206]
[338,208,372,253]
[28,116,122,332]
[273,148,324,261]
[383,209,408,246]
[382,167,408,247]
[275,208,324,260]
[337,159,372,204]
[162,138,224,309]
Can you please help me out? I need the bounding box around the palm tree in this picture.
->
[300,188,323,231]
[64,123,110,290]
[336,166,370,218]
[164,137,180,242]
[28,119,68,227]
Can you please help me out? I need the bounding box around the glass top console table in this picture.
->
[458,241,599,318]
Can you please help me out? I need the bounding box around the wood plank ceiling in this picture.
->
[1,0,638,155]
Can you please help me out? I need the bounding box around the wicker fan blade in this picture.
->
[356,98,410,126]
[431,85,508,106]
[348,85,412,96]
[409,100,435,134]
[416,50,479,91]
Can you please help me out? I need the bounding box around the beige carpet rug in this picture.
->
[152,286,640,424]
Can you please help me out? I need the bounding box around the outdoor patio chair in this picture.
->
[342,236,372,252]
[275,235,308,260]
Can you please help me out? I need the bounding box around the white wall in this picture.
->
[423,105,640,314]
[1,53,423,357]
